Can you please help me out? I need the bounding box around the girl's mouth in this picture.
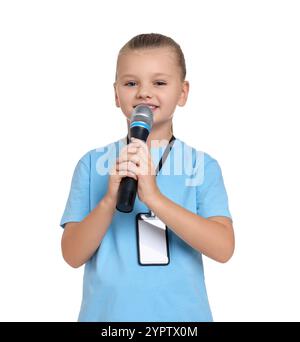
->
[133,104,159,111]
[148,105,159,111]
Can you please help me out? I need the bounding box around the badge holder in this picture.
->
[136,210,170,266]
[132,134,175,266]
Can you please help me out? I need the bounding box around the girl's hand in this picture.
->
[106,142,138,203]
[115,137,160,206]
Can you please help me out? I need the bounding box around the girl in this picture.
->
[60,33,234,322]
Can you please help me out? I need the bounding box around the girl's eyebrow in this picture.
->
[120,73,172,79]
[152,73,172,78]
[119,74,136,79]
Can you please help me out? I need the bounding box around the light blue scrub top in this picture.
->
[60,137,232,322]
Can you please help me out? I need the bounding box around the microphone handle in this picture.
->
[116,177,137,213]
[116,126,150,213]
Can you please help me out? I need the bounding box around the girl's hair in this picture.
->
[116,33,186,81]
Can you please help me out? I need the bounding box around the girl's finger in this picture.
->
[117,169,137,180]
[132,140,149,155]
[118,154,140,165]
[127,146,138,153]
[135,148,150,166]
[119,145,140,160]
[136,153,156,175]
[130,137,147,148]
[117,161,139,175]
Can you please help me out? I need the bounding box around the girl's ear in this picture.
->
[177,81,190,107]
[113,82,120,107]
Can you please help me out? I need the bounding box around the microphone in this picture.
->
[116,105,153,213]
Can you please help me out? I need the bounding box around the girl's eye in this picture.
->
[155,81,167,86]
[124,81,166,87]
[125,81,137,87]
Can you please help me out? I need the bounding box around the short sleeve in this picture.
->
[196,155,232,220]
[60,155,90,228]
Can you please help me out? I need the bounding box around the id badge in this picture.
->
[136,212,170,266]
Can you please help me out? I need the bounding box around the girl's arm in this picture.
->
[122,138,234,263]
[145,191,235,263]
[61,195,116,268]
[61,142,140,268]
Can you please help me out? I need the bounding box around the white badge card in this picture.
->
[136,213,170,266]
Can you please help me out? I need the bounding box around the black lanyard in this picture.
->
[126,134,176,176]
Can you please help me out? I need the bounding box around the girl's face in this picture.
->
[114,47,189,128]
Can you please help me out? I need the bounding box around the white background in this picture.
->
[0,0,299,322]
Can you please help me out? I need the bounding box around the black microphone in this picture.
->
[116,105,153,213]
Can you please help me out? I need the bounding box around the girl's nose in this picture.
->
[136,85,152,99]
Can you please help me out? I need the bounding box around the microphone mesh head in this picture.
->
[131,105,153,128]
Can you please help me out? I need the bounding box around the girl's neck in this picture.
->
[146,129,173,148]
